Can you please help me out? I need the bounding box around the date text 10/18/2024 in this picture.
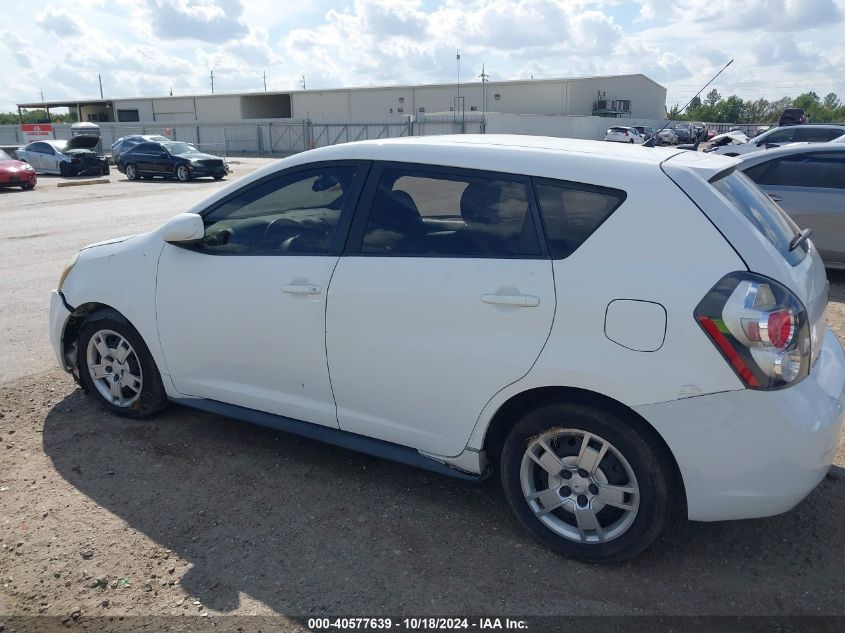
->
[307,618,529,630]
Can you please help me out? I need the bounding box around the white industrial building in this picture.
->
[17,74,666,124]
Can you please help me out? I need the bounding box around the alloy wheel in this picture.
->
[520,428,640,544]
[85,329,143,408]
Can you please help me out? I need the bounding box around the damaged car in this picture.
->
[15,137,110,177]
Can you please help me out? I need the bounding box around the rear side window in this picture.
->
[710,171,806,265]
[760,129,794,144]
[792,128,844,142]
[359,167,541,258]
[533,179,626,259]
[759,153,845,189]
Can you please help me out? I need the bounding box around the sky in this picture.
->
[1,0,844,113]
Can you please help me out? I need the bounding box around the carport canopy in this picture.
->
[15,99,114,123]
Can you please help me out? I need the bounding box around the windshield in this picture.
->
[0,150,11,160]
[163,142,199,155]
[710,170,807,266]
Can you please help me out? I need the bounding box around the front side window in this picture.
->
[759,129,794,145]
[534,179,626,259]
[163,142,198,155]
[198,165,361,255]
[360,167,541,257]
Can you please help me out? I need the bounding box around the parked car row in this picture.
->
[706,124,845,156]
[12,134,228,184]
[50,135,845,564]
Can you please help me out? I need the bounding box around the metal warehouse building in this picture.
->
[18,74,666,124]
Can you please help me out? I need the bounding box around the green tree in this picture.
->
[823,93,840,111]
[704,88,721,108]
[688,95,702,110]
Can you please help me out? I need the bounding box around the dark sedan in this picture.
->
[116,142,227,182]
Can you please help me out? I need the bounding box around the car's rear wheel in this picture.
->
[176,165,190,182]
[125,164,138,181]
[77,313,168,418]
[500,402,672,563]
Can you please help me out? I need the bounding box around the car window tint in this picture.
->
[741,160,773,183]
[711,170,805,265]
[761,129,794,144]
[760,153,845,189]
[198,166,360,255]
[534,180,626,259]
[361,167,540,257]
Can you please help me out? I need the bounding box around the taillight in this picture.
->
[695,272,811,389]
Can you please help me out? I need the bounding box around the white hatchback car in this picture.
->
[50,136,845,562]
[604,126,643,144]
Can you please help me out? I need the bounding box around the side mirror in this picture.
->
[160,213,204,244]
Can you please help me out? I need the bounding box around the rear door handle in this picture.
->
[482,294,540,308]
[282,284,322,295]
[767,193,783,202]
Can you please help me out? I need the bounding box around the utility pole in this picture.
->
[300,74,306,90]
[479,63,489,133]
[263,70,267,91]
[98,74,103,99]
[210,69,215,94]
[40,89,50,123]
[456,49,461,99]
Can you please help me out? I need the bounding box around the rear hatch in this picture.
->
[661,151,829,367]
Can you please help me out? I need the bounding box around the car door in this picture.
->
[156,161,368,427]
[133,143,158,174]
[754,152,845,264]
[26,143,51,172]
[325,163,556,457]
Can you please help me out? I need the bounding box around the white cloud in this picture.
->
[1,0,845,113]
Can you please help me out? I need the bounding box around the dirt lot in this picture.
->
[1,164,844,626]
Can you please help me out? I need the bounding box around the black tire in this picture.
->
[59,162,72,177]
[213,175,224,180]
[20,183,34,190]
[175,164,191,182]
[125,164,138,181]
[499,401,672,563]
[77,311,168,418]
[102,163,110,176]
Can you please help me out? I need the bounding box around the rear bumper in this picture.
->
[636,326,845,521]
[49,290,73,370]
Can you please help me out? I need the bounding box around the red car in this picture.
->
[0,149,37,190]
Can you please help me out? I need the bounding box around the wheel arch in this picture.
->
[481,386,686,508]
[62,303,139,378]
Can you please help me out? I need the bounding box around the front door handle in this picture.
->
[767,193,783,203]
[282,284,322,295]
[482,294,540,308]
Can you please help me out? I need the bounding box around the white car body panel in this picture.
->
[49,135,845,523]
[155,245,341,428]
[326,257,555,457]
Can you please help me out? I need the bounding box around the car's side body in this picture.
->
[739,145,845,268]
[116,142,226,181]
[604,127,643,144]
[15,138,108,176]
[50,136,845,533]
[708,125,845,156]
[0,149,37,189]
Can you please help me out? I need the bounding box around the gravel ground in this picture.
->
[0,164,844,626]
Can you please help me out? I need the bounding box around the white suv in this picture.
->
[50,136,845,562]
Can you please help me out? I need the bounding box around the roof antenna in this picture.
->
[643,59,733,148]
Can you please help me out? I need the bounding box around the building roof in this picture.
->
[19,74,663,107]
[16,99,112,109]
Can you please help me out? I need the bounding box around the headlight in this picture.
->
[22,163,34,171]
[57,252,80,291]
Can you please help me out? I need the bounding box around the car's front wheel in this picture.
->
[500,402,672,563]
[20,183,34,190]
[176,165,191,182]
[77,312,168,418]
[125,164,138,181]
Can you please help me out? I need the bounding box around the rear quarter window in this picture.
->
[710,170,806,265]
[533,179,626,259]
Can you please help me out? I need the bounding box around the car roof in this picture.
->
[739,142,845,165]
